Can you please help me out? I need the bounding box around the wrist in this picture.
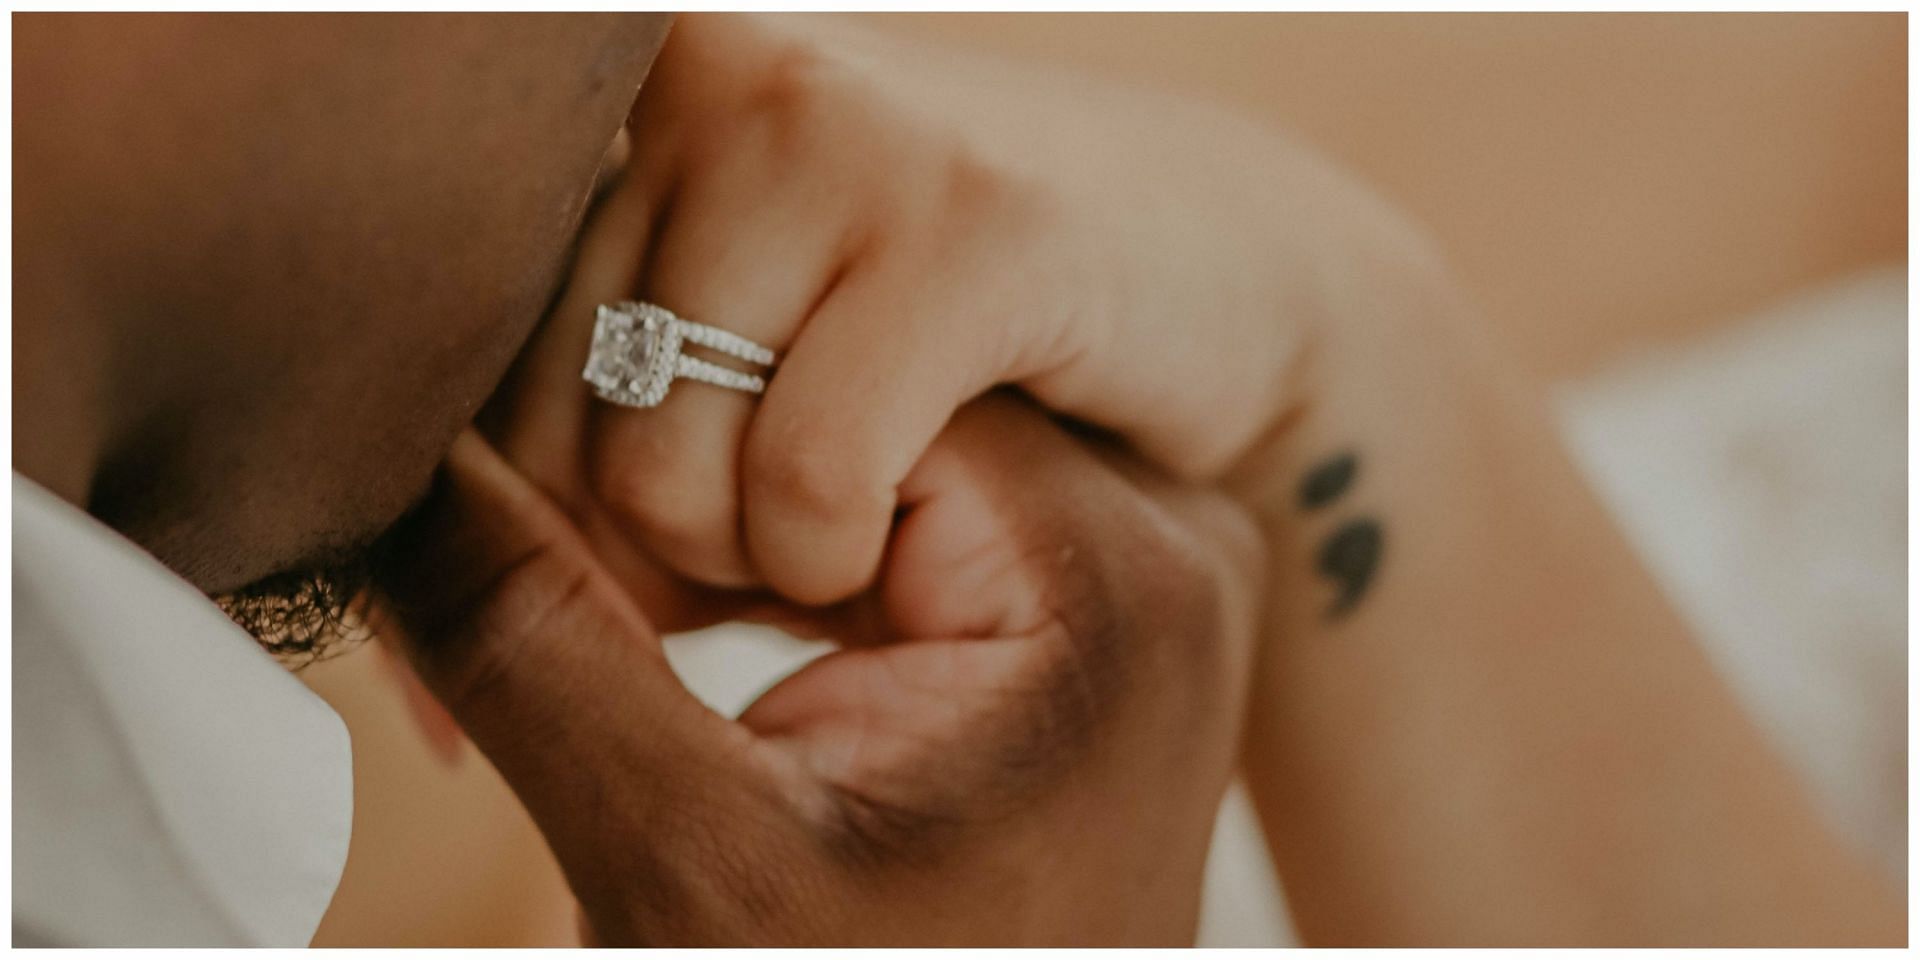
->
[1228,208,1487,520]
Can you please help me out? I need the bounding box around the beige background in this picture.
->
[877,13,1905,378]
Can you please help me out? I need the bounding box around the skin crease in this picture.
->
[14,13,671,593]
[17,12,1902,947]
[527,13,1421,605]
[373,398,1266,946]
[486,14,1900,945]
[14,13,1269,946]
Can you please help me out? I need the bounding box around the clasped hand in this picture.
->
[375,396,1261,945]
[370,12,1431,946]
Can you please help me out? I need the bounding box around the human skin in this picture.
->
[19,13,1897,945]
[304,15,1906,945]
[871,13,1906,381]
[1223,249,1904,945]
[13,15,1257,947]
[13,13,670,593]
[529,13,1403,604]
[550,13,1907,607]
[516,14,1900,944]
[372,398,1265,945]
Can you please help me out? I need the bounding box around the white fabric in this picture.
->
[1556,267,1908,884]
[12,474,353,947]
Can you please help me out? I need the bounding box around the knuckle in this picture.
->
[792,509,1241,862]
[937,146,1013,214]
[756,39,834,102]
[739,42,849,160]
[934,144,1058,236]
[746,431,868,526]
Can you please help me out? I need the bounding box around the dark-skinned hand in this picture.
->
[371,395,1262,946]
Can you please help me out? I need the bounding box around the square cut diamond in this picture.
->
[583,303,676,406]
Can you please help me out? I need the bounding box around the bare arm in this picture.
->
[1226,251,1903,946]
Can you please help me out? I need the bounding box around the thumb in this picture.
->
[370,431,776,915]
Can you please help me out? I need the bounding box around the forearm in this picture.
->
[1228,259,1901,945]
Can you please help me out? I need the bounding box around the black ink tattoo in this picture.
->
[1317,519,1383,617]
[1298,450,1383,618]
[1298,451,1358,510]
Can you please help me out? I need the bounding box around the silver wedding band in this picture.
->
[582,301,779,409]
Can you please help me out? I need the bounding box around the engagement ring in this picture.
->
[583,301,778,408]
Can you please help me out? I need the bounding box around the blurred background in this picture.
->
[300,13,1906,946]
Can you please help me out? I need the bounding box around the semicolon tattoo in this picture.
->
[1298,451,1358,510]
[1317,519,1383,617]
[1298,450,1384,619]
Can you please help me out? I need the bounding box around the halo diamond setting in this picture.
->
[583,302,775,409]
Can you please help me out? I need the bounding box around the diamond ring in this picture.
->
[582,301,778,408]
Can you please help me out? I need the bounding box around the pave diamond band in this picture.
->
[583,301,778,408]
[678,321,776,367]
[676,354,767,394]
